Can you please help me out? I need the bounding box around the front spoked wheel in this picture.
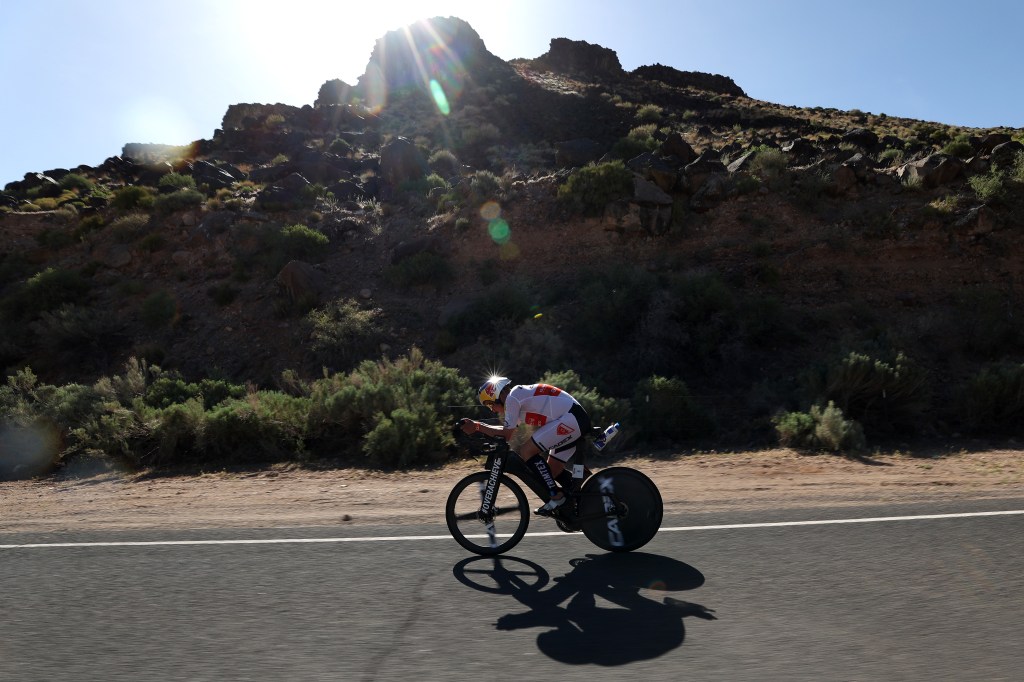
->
[579,467,663,552]
[446,472,530,556]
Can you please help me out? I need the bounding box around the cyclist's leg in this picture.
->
[517,438,561,500]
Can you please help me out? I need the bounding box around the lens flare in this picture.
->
[499,242,520,260]
[480,201,501,221]
[0,421,60,480]
[487,219,510,244]
[429,79,451,116]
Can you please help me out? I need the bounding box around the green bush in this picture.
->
[308,348,473,467]
[961,363,1024,434]
[442,285,534,348]
[158,172,197,193]
[941,134,974,159]
[30,304,116,353]
[428,149,460,177]
[59,173,95,194]
[140,290,178,329]
[111,185,156,211]
[277,223,330,260]
[803,351,930,434]
[144,376,246,410]
[202,392,309,462]
[1,267,91,321]
[574,265,657,351]
[969,169,1009,203]
[384,252,453,289]
[630,375,714,443]
[109,212,150,242]
[557,160,634,216]
[635,104,663,123]
[773,401,866,452]
[468,170,501,200]
[306,298,388,372]
[154,188,205,214]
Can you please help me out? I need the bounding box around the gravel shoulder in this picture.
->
[3,447,1023,535]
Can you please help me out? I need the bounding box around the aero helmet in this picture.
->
[478,376,512,406]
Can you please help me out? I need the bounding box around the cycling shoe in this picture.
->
[534,495,566,516]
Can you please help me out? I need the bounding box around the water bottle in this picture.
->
[593,422,620,451]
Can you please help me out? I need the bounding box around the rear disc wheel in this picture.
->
[579,467,663,552]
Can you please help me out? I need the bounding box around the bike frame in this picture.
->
[468,432,621,525]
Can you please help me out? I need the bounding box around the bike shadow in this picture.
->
[453,552,715,665]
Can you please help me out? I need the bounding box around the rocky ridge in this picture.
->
[2,16,1023,447]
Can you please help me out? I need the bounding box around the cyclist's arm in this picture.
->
[460,419,516,440]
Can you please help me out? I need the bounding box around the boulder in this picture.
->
[897,154,963,188]
[657,132,698,164]
[379,137,427,187]
[256,173,311,211]
[276,260,327,302]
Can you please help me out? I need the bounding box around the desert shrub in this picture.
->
[750,148,789,181]
[1014,150,1024,183]
[803,350,930,434]
[442,285,535,347]
[306,298,388,372]
[144,376,246,410]
[111,186,156,210]
[0,369,106,474]
[154,188,205,214]
[139,233,166,252]
[941,134,974,159]
[611,125,659,160]
[29,304,116,353]
[140,290,178,329]
[158,172,197,193]
[108,212,150,242]
[202,392,310,462]
[635,104,663,123]
[329,137,352,155]
[960,363,1024,435]
[632,272,740,377]
[280,223,330,259]
[557,160,634,216]
[307,348,473,467]
[575,265,657,351]
[1,267,91,321]
[385,252,453,289]
[956,289,1020,359]
[59,173,95,194]
[877,148,904,166]
[468,169,501,201]
[428,149,460,177]
[773,401,866,452]
[630,375,714,443]
[969,168,1009,203]
[538,369,628,430]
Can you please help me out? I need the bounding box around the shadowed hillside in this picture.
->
[3,16,1024,477]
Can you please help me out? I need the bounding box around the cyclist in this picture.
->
[460,376,592,515]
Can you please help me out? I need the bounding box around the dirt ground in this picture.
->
[2,447,1023,534]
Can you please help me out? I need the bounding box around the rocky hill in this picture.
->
[3,16,1024,448]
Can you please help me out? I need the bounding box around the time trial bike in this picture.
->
[445,423,663,556]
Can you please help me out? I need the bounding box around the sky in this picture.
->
[3,0,1023,187]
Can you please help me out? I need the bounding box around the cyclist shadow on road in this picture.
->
[453,552,715,665]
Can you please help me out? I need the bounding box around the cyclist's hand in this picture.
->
[458,418,477,435]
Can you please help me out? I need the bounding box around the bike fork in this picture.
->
[478,456,505,548]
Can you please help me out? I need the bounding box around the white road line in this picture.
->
[2,509,1022,549]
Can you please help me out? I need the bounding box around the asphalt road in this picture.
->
[3,498,1023,681]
